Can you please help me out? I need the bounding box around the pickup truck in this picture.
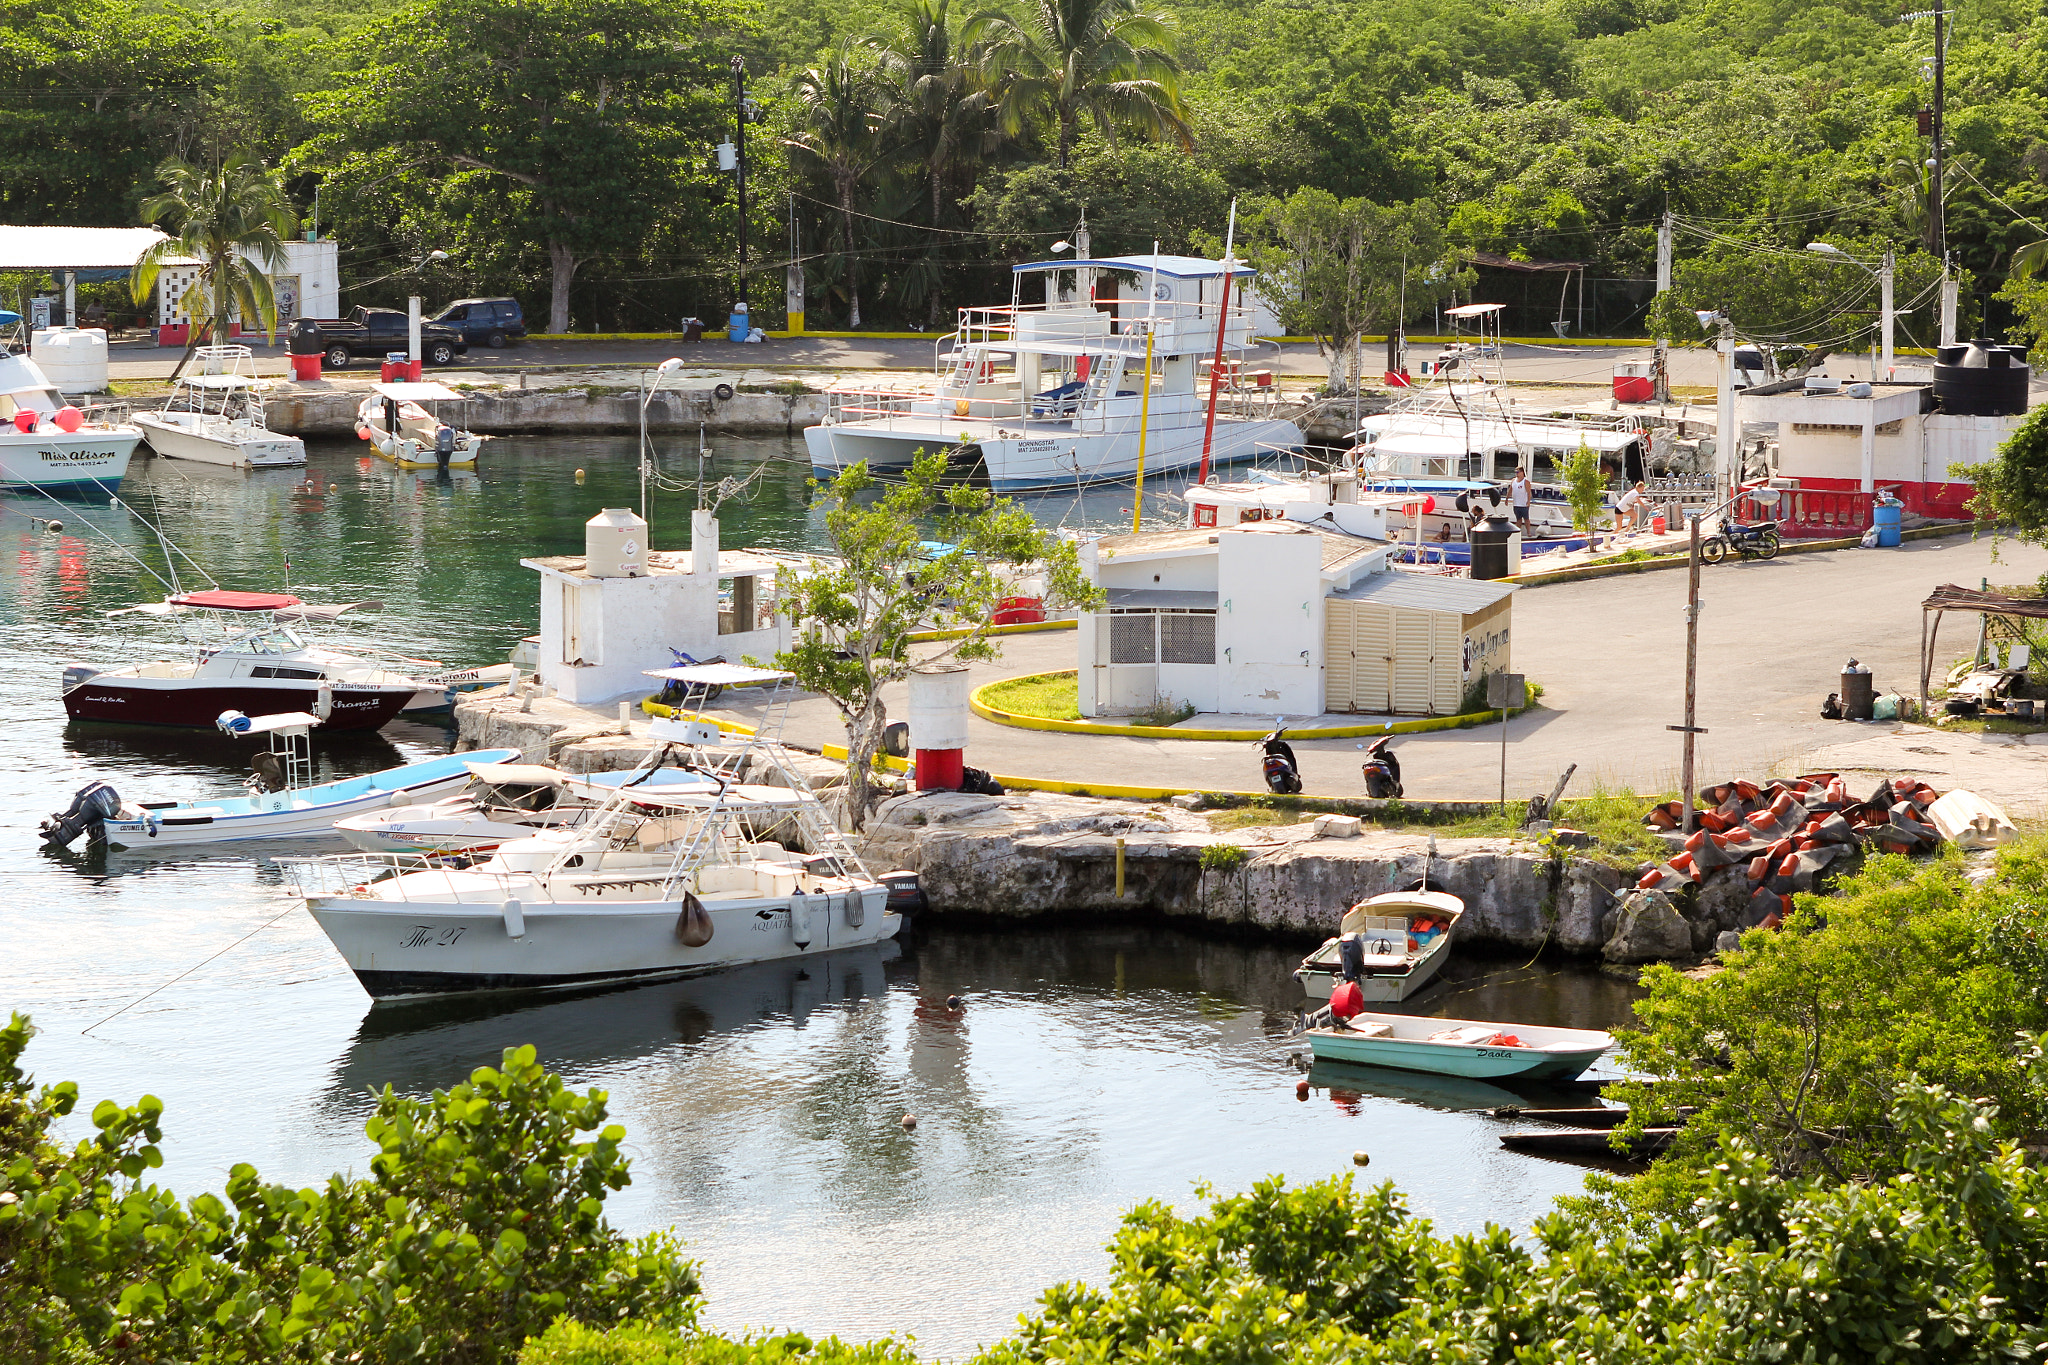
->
[305,307,468,368]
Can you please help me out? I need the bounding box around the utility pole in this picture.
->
[1906,7,1956,343]
[1715,315,1736,493]
[732,56,750,314]
[1654,209,1673,403]
[1881,248,1895,378]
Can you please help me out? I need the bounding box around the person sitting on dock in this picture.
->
[1614,481,1646,532]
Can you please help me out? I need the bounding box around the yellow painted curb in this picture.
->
[971,671,1522,740]
[906,617,1078,643]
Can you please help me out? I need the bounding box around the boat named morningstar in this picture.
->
[283,719,907,1000]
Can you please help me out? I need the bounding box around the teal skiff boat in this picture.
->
[1305,1010,1613,1081]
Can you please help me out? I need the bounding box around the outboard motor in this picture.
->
[879,869,926,917]
[41,781,121,848]
[435,425,455,470]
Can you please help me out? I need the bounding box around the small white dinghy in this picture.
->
[1304,1009,1614,1081]
[353,382,487,469]
[1294,890,1463,1003]
[336,760,722,854]
[39,709,520,849]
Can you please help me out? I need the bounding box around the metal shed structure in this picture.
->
[1324,572,1515,715]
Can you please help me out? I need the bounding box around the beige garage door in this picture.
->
[1325,601,1460,715]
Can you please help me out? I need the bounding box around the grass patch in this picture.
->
[980,671,1080,721]
[1195,786,1670,867]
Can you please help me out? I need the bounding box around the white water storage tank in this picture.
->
[30,328,109,395]
[585,508,648,578]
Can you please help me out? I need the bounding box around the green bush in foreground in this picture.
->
[0,1023,696,1365]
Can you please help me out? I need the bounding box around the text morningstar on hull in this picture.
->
[805,252,1303,490]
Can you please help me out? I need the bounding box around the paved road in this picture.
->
[714,532,2048,813]
[104,334,1737,389]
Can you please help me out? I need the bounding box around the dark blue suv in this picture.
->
[429,297,526,347]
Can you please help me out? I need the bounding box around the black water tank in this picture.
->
[287,317,323,356]
[1471,515,1514,581]
[1934,339,2029,416]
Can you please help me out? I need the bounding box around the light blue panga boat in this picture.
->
[93,710,522,848]
[1305,1010,1614,1081]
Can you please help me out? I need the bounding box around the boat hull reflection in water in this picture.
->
[334,941,901,1098]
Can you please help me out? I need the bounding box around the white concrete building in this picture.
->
[155,239,341,335]
[521,510,822,704]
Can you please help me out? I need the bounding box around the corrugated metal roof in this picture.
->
[1330,571,1514,613]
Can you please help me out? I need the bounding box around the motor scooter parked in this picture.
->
[1360,735,1403,798]
[1259,727,1302,794]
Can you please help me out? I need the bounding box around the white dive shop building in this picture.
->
[1076,522,1517,718]
[521,509,820,704]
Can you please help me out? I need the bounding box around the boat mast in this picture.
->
[1195,200,1238,486]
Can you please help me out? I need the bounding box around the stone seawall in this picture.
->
[265,386,831,437]
[450,691,1696,962]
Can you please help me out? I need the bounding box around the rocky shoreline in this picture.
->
[451,688,1728,966]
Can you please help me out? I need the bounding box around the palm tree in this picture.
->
[789,48,890,329]
[967,0,1188,171]
[877,0,999,325]
[130,156,297,378]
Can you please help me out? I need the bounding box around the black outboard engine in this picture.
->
[879,869,927,918]
[435,425,455,470]
[41,780,121,848]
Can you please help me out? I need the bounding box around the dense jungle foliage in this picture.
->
[7,0,2048,351]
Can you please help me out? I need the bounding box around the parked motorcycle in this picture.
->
[656,647,728,709]
[1259,727,1303,794]
[1360,735,1404,799]
[1699,518,1780,564]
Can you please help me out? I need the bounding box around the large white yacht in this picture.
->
[805,253,1304,491]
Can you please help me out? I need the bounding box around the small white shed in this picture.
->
[1323,572,1514,715]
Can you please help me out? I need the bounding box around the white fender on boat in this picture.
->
[842,888,864,929]
[501,898,525,938]
[790,893,814,949]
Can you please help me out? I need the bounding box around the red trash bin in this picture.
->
[291,353,321,381]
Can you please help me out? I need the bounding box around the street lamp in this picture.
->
[640,357,686,535]
[1805,241,1895,379]
[352,249,449,292]
[1676,482,1782,835]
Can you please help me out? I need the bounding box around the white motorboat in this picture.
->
[1304,1010,1614,1081]
[0,347,142,496]
[335,760,722,854]
[62,591,424,731]
[353,381,488,469]
[38,708,521,849]
[284,731,903,1001]
[133,347,305,468]
[806,253,1303,491]
[1294,890,1464,1003]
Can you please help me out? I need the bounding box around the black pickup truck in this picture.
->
[305,307,468,368]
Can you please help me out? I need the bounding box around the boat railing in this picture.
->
[279,851,453,900]
[956,299,1262,359]
[78,400,131,429]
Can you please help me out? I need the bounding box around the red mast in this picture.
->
[1194,200,1238,486]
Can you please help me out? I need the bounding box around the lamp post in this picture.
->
[641,356,686,534]
[1676,481,1782,834]
[1805,242,1894,379]
[352,249,448,293]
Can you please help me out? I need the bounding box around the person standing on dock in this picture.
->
[1510,466,1533,534]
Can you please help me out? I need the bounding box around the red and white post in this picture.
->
[909,664,971,791]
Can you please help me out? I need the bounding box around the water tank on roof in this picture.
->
[1934,339,2029,416]
[30,327,109,395]
[585,508,647,578]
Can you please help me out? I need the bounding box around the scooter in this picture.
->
[1360,735,1403,799]
[1699,518,1780,564]
[1259,727,1302,794]
[656,647,728,709]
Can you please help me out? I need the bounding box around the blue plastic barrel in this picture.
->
[1872,501,1901,547]
[727,308,750,343]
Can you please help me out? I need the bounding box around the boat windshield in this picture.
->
[226,626,307,655]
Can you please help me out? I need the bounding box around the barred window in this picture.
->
[1159,612,1215,664]
[1110,614,1156,664]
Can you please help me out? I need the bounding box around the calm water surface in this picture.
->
[0,435,1642,1358]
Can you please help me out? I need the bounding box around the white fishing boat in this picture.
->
[1304,1010,1613,1080]
[0,347,142,496]
[806,252,1303,491]
[352,381,487,469]
[38,708,521,849]
[132,346,305,469]
[284,725,904,1001]
[1293,890,1463,1003]
[335,760,721,854]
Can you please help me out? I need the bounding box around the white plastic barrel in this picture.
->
[584,508,647,578]
[30,327,109,394]
[908,664,972,751]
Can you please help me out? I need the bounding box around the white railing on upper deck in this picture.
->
[954,298,1259,360]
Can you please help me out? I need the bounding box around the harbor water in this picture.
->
[1,436,1644,1358]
